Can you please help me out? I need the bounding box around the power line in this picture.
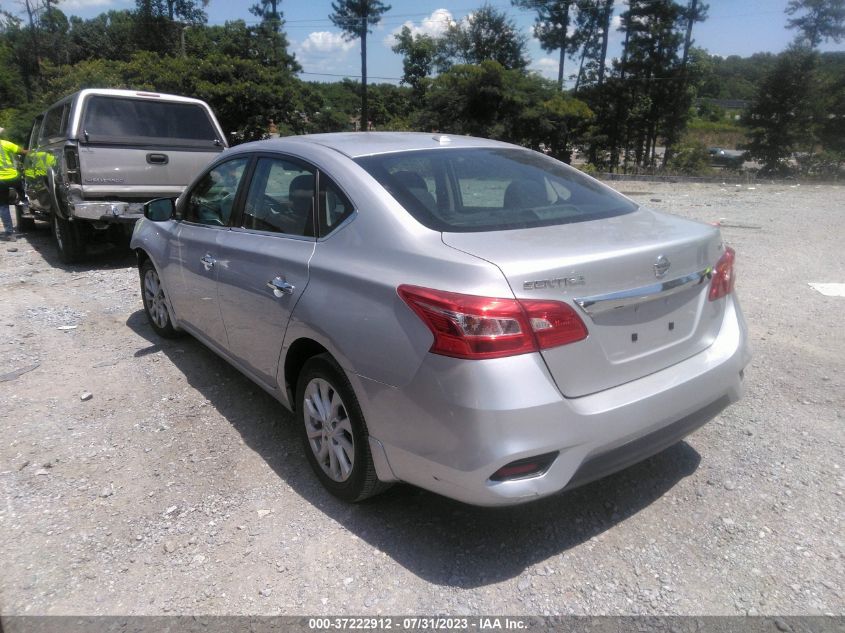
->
[299,71,403,81]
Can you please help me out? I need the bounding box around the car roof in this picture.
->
[73,88,210,106]
[242,132,515,159]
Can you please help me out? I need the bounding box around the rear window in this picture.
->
[81,96,219,147]
[355,148,637,232]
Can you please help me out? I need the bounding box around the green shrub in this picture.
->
[577,163,599,176]
[667,141,714,176]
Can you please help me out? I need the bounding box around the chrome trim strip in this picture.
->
[574,268,711,317]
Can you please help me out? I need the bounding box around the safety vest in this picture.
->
[24,150,54,179]
[0,139,22,181]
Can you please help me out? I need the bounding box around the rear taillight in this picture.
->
[64,147,80,185]
[708,246,736,301]
[397,285,588,360]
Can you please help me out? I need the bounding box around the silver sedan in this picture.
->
[131,132,750,506]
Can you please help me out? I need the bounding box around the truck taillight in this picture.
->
[709,247,736,301]
[64,147,80,184]
[397,285,588,360]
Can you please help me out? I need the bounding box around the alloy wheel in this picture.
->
[143,268,170,329]
[303,378,355,482]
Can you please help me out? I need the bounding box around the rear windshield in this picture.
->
[355,148,637,232]
[81,96,220,147]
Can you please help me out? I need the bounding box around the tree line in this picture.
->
[0,0,843,177]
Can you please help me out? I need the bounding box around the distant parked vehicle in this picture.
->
[132,132,750,507]
[708,147,745,169]
[21,89,227,263]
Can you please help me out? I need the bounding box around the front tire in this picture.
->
[140,259,180,338]
[296,354,388,502]
[51,213,86,264]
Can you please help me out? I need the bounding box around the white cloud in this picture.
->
[531,57,560,80]
[384,8,455,46]
[300,31,356,55]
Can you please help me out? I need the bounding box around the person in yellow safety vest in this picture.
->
[0,127,28,241]
[24,149,55,179]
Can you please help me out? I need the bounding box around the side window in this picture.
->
[185,157,250,226]
[39,104,67,144]
[28,116,44,149]
[242,157,316,237]
[317,174,354,238]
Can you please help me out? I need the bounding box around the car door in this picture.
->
[215,155,319,388]
[166,156,251,349]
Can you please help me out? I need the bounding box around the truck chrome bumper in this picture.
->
[70,201,144,222]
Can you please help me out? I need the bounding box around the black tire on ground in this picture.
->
[51,213,86,264]
[296,353,391,503]
[109,224,133,250]
[139,259,180,338]
[14,205,35,232]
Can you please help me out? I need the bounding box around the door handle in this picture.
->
[200,254,216,271]
[146,153,169,165]
[267,277,295,297]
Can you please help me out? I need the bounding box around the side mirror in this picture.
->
[144,198,175,222]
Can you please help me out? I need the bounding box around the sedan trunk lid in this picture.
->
[442,208,726,397]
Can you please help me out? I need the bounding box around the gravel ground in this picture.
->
[0,181,843,617]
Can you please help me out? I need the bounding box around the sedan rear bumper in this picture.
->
[351,295,750,506]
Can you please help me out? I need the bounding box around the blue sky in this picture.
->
[46,0,845,83]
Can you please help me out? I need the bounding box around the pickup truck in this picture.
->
[19,89,227,263]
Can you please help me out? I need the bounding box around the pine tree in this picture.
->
[249,0,298,69]
[785,0,845,48]
[743,46,817,175]
[329,0,391,130]
[512,0,576,89]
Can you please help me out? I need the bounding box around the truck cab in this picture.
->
[21,89,227,263]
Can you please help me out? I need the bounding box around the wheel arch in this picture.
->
[283,338,330,411]
[135,247,150,270]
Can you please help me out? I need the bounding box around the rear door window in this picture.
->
[81,96,219,146]
[317,174,354,238]
[241,157,317,238]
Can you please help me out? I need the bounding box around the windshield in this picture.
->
[355,148,637,232]
[81,96,219,146]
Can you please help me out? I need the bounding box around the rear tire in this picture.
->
[14,205,35,232]
[296,354,389,503]
[51,213,86,264]
[140,259,180,338]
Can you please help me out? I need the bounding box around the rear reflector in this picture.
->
[709,246,736,301]
[490,452,559,482]
[397,285,588,360]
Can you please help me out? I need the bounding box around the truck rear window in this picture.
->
[82,96,220,147]
[355,148,637,232]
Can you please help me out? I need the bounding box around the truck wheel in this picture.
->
[51,213,86,264]
[15,204,35,232]
[109,224,133,250]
